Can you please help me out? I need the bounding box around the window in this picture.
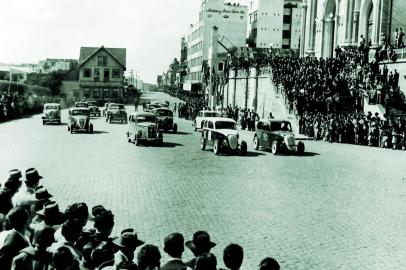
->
[94,68,100,81]
[98,55,107,66]
[84,68,91,78]
[93,88,100,98]
[113,89,119,98]
[208,121,213,129]
[83,88,90,98]
[112,68,121,79]
[283,15,291,24]
[283,30,290,39]
[218,62,224,71]
[103,88,109,98]
[104,69,110,81]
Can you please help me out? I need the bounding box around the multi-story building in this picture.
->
[248,0,302,51]
[183,0,248,92]
[78,46,126,100]
[36,59,77,74]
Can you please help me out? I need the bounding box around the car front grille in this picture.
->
[79,119,85,128]
[148,126,156,138]
[228,135,238,150]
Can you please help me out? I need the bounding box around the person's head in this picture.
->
[163,233,184,258]
[113,228,145,261]
[91,241,115,268]
[5,169,22,193]
[223,244,243,270]
[185,231,216,256]
[25,168,42,189]
[259,257,280,270]
[6,206,30,231]
[64,202,89,227]
[137,244,161,270]
[61,219,82,243]
[33,225,55,249]
[94,210,114,236]
[53,246,75,270]
[195,253,217,270]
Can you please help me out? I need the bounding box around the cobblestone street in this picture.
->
[1,92,406,269]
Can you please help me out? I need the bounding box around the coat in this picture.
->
[0,230,30,269]
[161,258,189,270]
[11,246,52,270]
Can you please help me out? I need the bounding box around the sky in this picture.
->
[0,0,249,84]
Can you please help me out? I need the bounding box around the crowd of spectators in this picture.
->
[0,168,280,270]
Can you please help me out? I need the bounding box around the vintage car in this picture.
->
[152,107,177,133]
[106,103,127,123]
[126,112,163,146]
[67,108,93,134]
[193,110,221,131]
[253,119,305,155]
[74,102,89,108]
[86,100,101,117]
[42,103,61,125]
[200,118,247,155]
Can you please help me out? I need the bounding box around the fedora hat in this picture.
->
[8,169,22,181]
[113,228,144,250]
[89,205,106,221]
[25,168,43,183]
[36,201,65,225]
[185,231,216,253]
[35,187,53,200]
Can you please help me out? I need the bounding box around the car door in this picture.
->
[256,121,263,146]
[262,122,271,148]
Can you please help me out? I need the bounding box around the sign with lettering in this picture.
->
[206,8,245,15]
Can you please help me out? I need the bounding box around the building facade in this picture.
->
[300,0,406,58]
[36,59,77,74]
[78,46,126,100]
[248,0,302,50]
[183,0,248,91]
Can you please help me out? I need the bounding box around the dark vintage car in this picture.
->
[152,108,177,133]
[106,104,127,123]
[86,100,101,117]
[200,118,247,155]
[145,103,161,113]
[67,108,93,134]
[126,112,163,146]
[42,103,61,125]
[253,119,304,155]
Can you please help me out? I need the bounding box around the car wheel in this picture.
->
[89,124,93,134]
[271,141,279,155]
[127,133,131,143]
[297,141,305,155]
[42,120,46,125]
[134,136,139,146]
[240,140,248,156]
[67,125,70,132]
[57,120,61,125]
[173,124,177,134]
[254,135,259,150]
[214,139,220,155]
[70,125,74,134]
[200,137,206,150]
[157,132,163,146]
[109,117,112,124]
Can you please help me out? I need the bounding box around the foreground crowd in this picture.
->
[0,169,280,270]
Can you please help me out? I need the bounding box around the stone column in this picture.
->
[372,0,382,46]
[300,0,308,56]
[305,0,317,55]
[323,15,335,58]
[334,15,340,50]
[352,10,360,46]
[345,0,355,45]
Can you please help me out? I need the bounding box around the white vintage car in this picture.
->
[126,112,163,146]
[193,110,221,131]
[42,103,61,125]
[67,108,93,134]
[200,118,247,155]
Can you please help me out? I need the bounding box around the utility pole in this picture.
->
[209,26,219,110]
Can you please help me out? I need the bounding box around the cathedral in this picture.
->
[300,0,406,57]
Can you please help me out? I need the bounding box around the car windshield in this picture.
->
[137,116,156,123]
[76,103,88,107]
[111,105,125,110]
[72,110,89,116]
[215,121,236,130]
[155,110,172,117]
[45,105,59,110]
[87,102,97,106]
[204,112,220,117]
[271,122,292,132]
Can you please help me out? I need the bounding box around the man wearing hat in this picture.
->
[161,233,190,270]
[32,201,65,232]
[184,231,216,268]
[112,228,144,268]
[11,226,55,270]
[0,169,23,222]
[12,168,43,210]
